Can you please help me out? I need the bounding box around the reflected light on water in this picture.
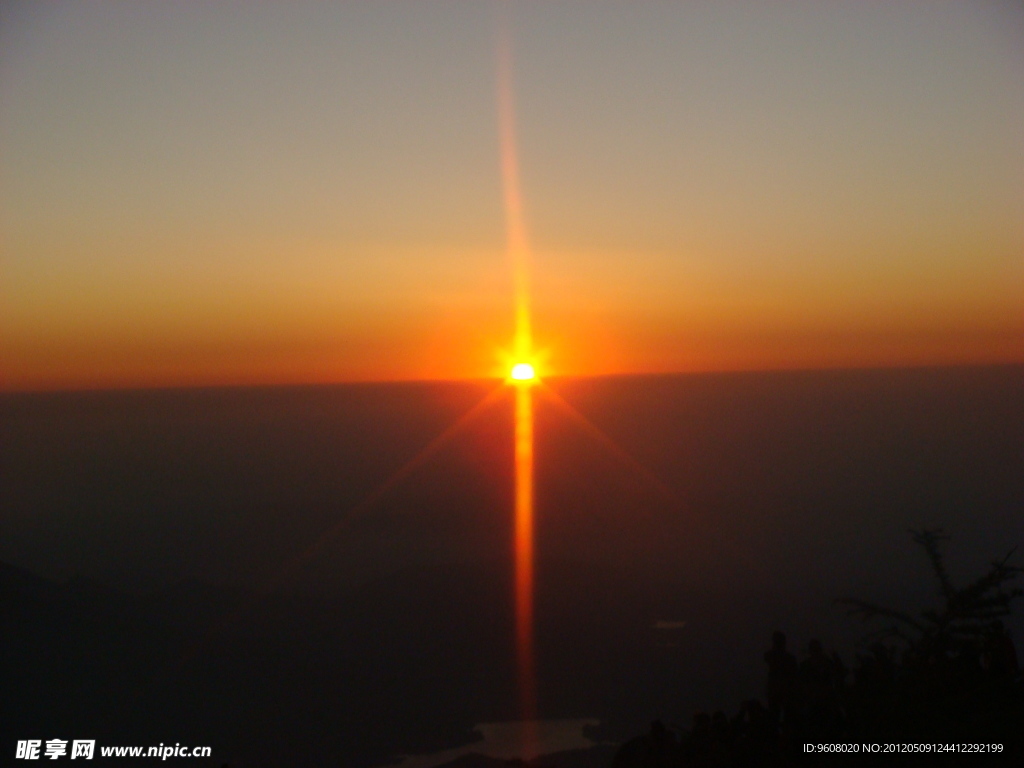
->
[390,719,601,767]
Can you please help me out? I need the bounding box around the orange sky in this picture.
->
[2,2,1022,391]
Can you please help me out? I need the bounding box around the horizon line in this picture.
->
[3,359,1021,396]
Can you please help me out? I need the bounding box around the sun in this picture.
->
[510,363,536,382]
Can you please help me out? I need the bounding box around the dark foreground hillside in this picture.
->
[2,366,1022,765]
[610,529,1024,767]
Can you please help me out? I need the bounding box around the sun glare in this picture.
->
[510,363,536,382]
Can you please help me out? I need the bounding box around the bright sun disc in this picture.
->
[510,363,535,381]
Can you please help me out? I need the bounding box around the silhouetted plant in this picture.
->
[837,528,1022,656]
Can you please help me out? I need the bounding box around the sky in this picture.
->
[1,0,1022,390]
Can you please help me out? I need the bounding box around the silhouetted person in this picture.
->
[856,642,896,693]
[706,710,736,765]
[763,631,798,723]
[711,710,733,745]
[680,711,715,766]
[732,700,780,767]
[830,649,848,689]
[800,639,842,739]
[982,620,1019,679]
[611,719,678,767]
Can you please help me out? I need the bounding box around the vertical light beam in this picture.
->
[513,380,536,726]
[497,16,538,748]
[497,28,531,363]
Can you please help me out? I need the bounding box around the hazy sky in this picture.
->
[2,1,1022,389]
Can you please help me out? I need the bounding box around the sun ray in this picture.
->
[275,383,509,580]
[513,379,537,725]
[497,29,532,364]
[538,383,678,504]
[497,15,539,747]
[179,383,507,662]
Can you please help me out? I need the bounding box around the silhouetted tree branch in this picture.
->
[836,528,1022,654]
